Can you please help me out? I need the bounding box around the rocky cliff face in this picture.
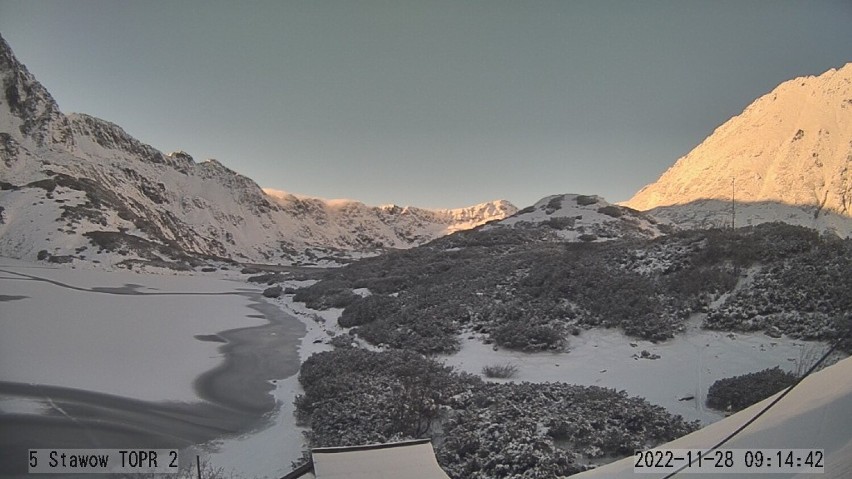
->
[0,34,515,266]
[625,63,852,233]
[0,36,73,150]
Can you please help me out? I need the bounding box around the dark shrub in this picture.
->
[262,285,283,298]
[482,363,519,378]
[48,255,73,264]
[597,205,623,218]
[339,295,401,327]
[545,196,563,214]
[294,280,359,310]
[329,335,356,349]
[575,195,598,206]
[492,321,563,351]
[248,272,286,283]
[706,367,796,412]
[546,217,575,229]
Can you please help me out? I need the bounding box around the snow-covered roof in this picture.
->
[575,355,852,478]
[283,439,450,479]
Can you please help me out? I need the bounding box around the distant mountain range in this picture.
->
[1,32,850,267]
[625,63,852,236]
[0,34,515,266]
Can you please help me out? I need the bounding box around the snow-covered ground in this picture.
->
[203,282,838,478]
[439,265,837,426]
[649,199,852,238]
[442,326,826,425]
[575,355,852,478]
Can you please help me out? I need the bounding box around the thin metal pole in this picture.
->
[731,177,736,229]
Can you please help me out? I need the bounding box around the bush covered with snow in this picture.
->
[705,366,797,412]
[293,279,359,310]
[575,195,598,206]
[703,230,852,349]
[293,223,850,353]
[481,362,519,378]
[295,348,477,444]
[294,349,699,478]
[437,382,698,478]
[262,285,282,298]
[338,294,401,327]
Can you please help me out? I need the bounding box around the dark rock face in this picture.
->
[0,34,73,148]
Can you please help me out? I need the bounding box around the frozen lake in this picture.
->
[0,259,265,402]
[0,258,305,477]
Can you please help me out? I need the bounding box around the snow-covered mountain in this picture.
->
[490,193,669,241]
[262,188,517,250]
[625,63,852,236]
[0,35,516,266]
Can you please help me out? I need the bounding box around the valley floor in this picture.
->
[207,276,836,478]
[441,320,819,426]
[0,260,839,478]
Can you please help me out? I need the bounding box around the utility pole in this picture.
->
[731,177,736,229]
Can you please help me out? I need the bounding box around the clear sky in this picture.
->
[1,1,850,209]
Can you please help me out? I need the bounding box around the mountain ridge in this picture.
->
[0,34,516,266]
[625,62,852,235]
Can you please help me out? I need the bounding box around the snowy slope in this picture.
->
[491,193,668,241]
[625,63,852,235]
[575,355,852,478]
[648,198,852,238]
[0,35,516,265]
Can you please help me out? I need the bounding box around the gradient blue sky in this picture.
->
[1,1,850,209]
